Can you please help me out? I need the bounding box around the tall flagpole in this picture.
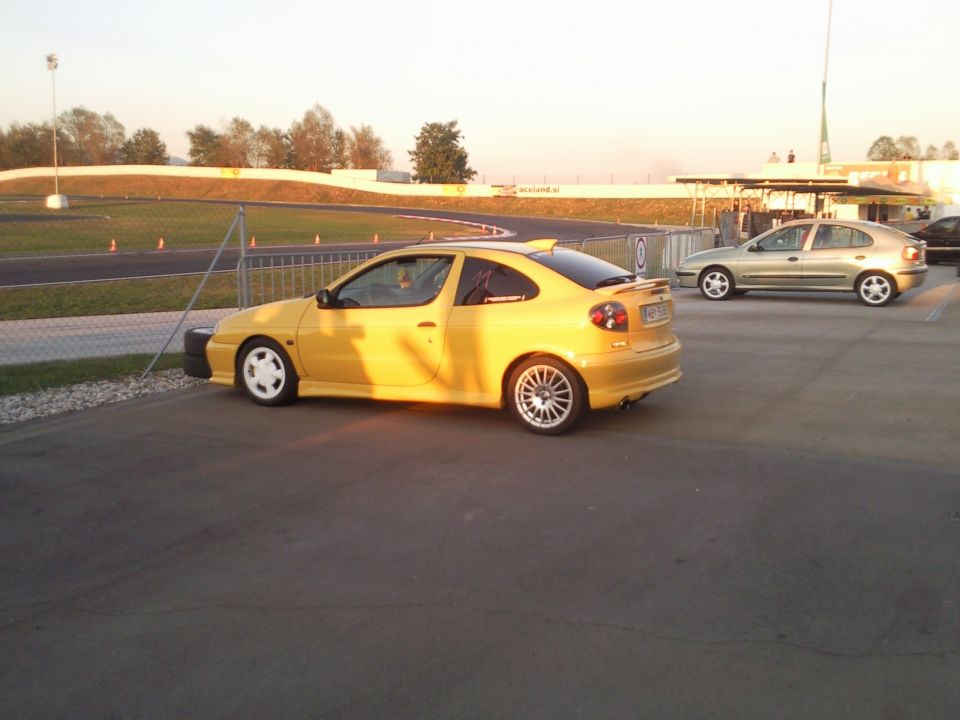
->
[818,0,833,174]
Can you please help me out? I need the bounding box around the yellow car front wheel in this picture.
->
[239,339,299,406]
[508,356,586,435]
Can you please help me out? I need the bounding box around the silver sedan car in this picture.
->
[676,219,928,307]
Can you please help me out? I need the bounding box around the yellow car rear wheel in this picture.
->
[508,356,586,435]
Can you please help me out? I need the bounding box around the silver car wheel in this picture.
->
[700,268,733,301]
[509,359,585,435]
[857,273,894,307]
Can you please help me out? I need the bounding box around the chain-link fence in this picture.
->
[1,195,715,370]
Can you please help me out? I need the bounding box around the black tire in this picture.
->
[507,356,586,435]
[184,326,215,356]
[237,339,298,406]
[856,272,896,307]
[183,352,211,379]
[699,267,735,301]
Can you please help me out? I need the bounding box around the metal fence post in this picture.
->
[141,207,243,378]
[238,206,250,309]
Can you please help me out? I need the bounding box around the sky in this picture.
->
[2,0,958,183]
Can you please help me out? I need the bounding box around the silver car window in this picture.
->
[812,225,873,250]
[755,224,812,251]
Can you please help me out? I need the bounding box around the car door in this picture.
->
[296,254,458,387]
[735,223,812,287]
[800,223,876,288]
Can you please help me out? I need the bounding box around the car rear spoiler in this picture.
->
[596,277,671,296]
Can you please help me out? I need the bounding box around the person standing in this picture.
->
[787,149,796,163]
[768,151,781,163]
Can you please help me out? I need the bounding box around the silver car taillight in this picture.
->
[902,245,921,262]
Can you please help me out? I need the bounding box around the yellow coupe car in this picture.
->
[184,239,681,434]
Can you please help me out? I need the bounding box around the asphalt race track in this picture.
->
[0,200,656,287]
[2,266,959,719]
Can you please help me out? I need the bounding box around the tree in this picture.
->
[219,117,257,168]
[923,144,939,161]
[119,128,169,165]
[408,120,476,183]
[58,107,125,165]
[941,141,959,160]
[1,122,50,169]
[288,104,340,172]
[348,124,393,169]
[894,135,920,160]
[867,135,898,161]
[186,124,223,166]
[252,126,290,168]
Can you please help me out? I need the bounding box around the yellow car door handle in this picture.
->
[855,255,866,260]
[418,321,436,328]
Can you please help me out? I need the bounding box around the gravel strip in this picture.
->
[1,369,207,426]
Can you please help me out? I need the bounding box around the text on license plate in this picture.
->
[642,301,669,323]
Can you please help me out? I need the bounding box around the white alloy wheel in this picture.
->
[857,273,894,307]
[508,357,584,435]
[240,341,297,405]
[700,268,734,301]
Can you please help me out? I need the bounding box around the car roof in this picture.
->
[777,218,883,229]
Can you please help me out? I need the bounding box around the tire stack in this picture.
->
[183,327,214,379]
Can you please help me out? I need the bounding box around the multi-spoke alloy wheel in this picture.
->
[508,357,585,435]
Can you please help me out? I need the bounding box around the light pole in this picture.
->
[45,53,68,209]
[817,1,833,176]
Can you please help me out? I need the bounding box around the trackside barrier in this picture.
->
[240,229,718,310]
[558,228,715,285]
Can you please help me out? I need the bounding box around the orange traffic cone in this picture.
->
[314,233,320,245]
[373,233,379,244]
[157,237,165,250]
[109,239,117,252]
[249,235,256,248]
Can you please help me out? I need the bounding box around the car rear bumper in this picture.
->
[895,266,928,291]
[578,338,682,409]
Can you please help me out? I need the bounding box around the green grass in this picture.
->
[0,198,479,254]
[0,274,239,320]
[0,353,185,396]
